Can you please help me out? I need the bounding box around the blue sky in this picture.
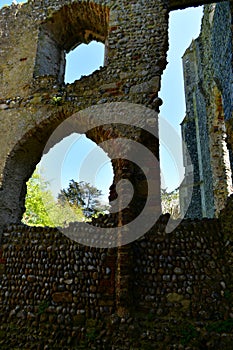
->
[0,0,203,199]
[160,6,203,191]
[60,5,203,198]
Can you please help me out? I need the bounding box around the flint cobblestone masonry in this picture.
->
[1,216,232,324]
[1,0,233,347]
[180,2,233,218]
[133,218,231,319]
[0,225,117,319]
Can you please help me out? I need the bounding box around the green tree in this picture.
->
[58,180,108,218]
[58,180,85,208]
[22,170,55,226]
[50,201,84,226]
[23,170,84,227]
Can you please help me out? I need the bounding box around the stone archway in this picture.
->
[0,0,233,325]
[0,110,69,229]
[1,0,229,232]
[0,0,170,233]
[0,101,161,231]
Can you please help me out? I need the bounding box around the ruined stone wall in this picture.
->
[180,37,215,219]
[180,1,233,219]
[0,225,117,320]
[0,0,169,232]
[1,218,232,326]
[1,0,233,348]
[133,218,231,319]
[1,0,230,231]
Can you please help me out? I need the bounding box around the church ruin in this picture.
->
[1,1,233,348]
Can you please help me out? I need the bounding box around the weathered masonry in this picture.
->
[1,1,233,348]
[0,0,169,232]
[180,1,233,219]
[0,0,230,232]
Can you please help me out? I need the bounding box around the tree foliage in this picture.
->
[22,170,55,226]
[58,180,108,218]
[58,180,85,208]
[23,170,84,227]
[23,171,108,227]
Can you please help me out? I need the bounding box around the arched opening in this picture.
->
[65,41,105,84]
[0,115,63,229]
[4,102,158,234]
[0,105,119,231]
[23,133,114,227]
[14,2,112,228]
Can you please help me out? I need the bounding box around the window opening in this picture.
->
[0,0,28,9]
[65,41,105,83]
